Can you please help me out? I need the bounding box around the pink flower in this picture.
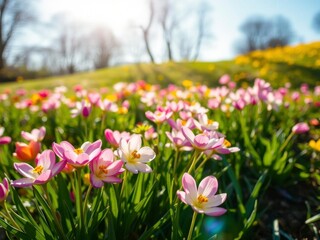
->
[0,127,11,145]
[291,91,300,101]
[167,118,194,131]
[292,122,309,134]
[71,100,92,118]
[204,139,240,160]
[177,173,227,216]
[89,149,124,188]
[21,126,46,142]
[182,127,221,151]
[88,93,101,106]
[0,178,9,202]
[116,134,156,174]
[194,114,219,131]
[219,74,230,85]
[144,127,158,140]
[166,130,193,151]
[104,129,131,148]
[14,141,41,162]
[12,150,66,187]
[98,99,118,112]
[146,109,173,124]
[53,140,102,167]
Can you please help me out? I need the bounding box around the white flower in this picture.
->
[117,134,156,174]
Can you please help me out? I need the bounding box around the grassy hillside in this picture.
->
[0,41,319,91]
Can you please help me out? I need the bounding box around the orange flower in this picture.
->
[13,141,41,162]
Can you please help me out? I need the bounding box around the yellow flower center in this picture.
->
[99,165,108,174]
[223,139,231,148]
[197,194,208,203]
[132,150,141,159]
[33,165,43,175]
[128,150,141,163]
[74,148,84,155]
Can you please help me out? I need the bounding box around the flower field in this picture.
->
[0,77,319,239]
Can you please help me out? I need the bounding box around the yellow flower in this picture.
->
[182,80,193,88]
[83,173,90,185]
[309,139,320,152]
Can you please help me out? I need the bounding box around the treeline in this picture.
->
[0,0,319,82]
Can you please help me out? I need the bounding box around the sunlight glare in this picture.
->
[41,0,147,33]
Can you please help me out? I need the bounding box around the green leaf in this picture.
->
[306,213,320,224]
[222,157,245,217]
[138,209,171,240]
[9,209,47,240]
[245,170,268,219]
[0,217,30,239]
[11,187,40,230]
[33,186,59,237]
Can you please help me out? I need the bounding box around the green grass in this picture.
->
[1,41,319,91]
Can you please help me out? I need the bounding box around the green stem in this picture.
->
[3,201,21,230]
[42,185,67,240]
[76,169,84,235]
[195,155,210,173]
[279,132,294,153]
[187,211,198,240]
[100,112,106,133]
[83,184,93,228]
[173,150,181,183]
[187,151,202,174]
[120,170,127,197]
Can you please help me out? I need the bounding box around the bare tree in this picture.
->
[192,1,211,61]
[267,16,295,48]
[237,16,271,54]
[236,15,295,54]
[157,0,177,61]
[54,19,88,74]
[312,11,320,33]
[90,27,119,69]
[0,0,36,69]
[139,0,155,63]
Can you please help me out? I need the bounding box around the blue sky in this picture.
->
[207,0,320,60]
[38,0,320,62]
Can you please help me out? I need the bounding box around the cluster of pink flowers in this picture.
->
[1,79,318,120]
[10,127,156,189]
[145,106,240,159]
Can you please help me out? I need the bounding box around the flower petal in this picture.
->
[125,163,138,174]
[134,162,153,173]
[177,190,187,204]
[205,193,227,208]
[85,140,102,155]
[99,149,114,161]
[103,176,122,183]
[90,174,104,188]
[14,163,36,179]
[128,134,142,152]
[198,176,218,197]
[52,160,67,176]
[204,207,227,216]
[182,173,197,202]
[138,147,156,162]
[106,160,123,176]
[35,170,52,184]
[182,127,195,144]
[11,178,35,188]
[38,150,55,170]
